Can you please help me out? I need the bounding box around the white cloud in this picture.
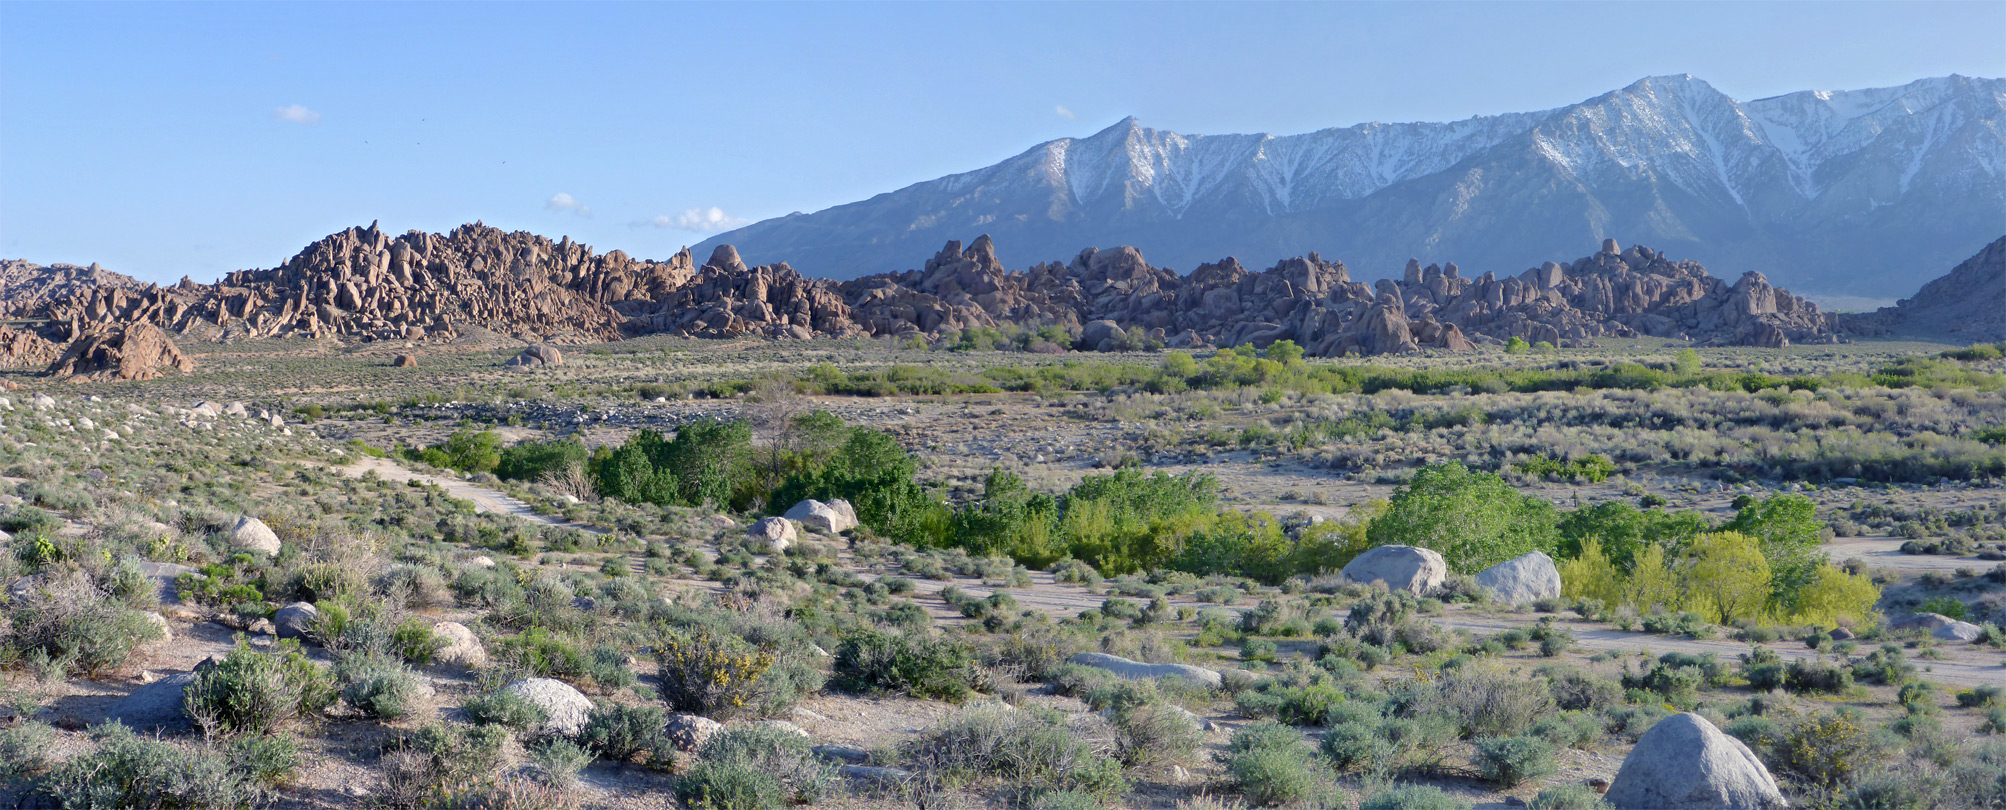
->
[545,193,592,217]
[271,104,322,124]
[1055,105,1077,120]
[634,207,747,232]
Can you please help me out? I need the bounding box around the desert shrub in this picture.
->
[393,721,510,800]
[1232,664,1350,726]
[1960,685,2006,709]
[580,702,672,765]
[1107,698,1202,768]
[1980,706,2006,734]
[1529,784,1613,810]
[695,725,832,805]
[1542,666,1622,711]
[1220,722,1320,807]
[3,570,164,678]
[1359,785,1471,810]
[675,761,784,810]
[463,689,550,734]
[989,624,1085,682]
[1777,712,1876,791]
[902,704,1125,800]
[334,653,421,720]
[1431,664,1554,738]
[1473,735,1556,787]
[1851,644,1915,685]
[529,739,594,793]
[1320,722,1393,773]
[1531,711,1605,749]
[1740,646,1786,692]
[0,721,58,780]
[184,639,334,736]
[45,722,260,809]
[391,618,449,664]
[653,627,782,720]
[1784,658,1854,694]
[832,626,981,701]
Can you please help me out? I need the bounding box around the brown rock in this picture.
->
[393,354,418,367]
[49,322,195,381]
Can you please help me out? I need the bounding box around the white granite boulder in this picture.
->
[1606,713,1787,809]
[231,515,281,556]
[747,516,797,553]
[1340,545,1448,595]
[500,678,592,737]
[1475,550,1563,605]
[784,499,857,534]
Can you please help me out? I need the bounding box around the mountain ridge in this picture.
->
[694,74,2006,299]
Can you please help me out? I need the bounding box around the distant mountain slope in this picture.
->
[695,75,2006,299]
[1845,236,2006,343]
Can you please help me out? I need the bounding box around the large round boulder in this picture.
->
[1340,545,1448,595]
[505,345,564,368]
[746,516,797,553]
[273,601,320,641]
[784,499,856,534]
[231,516,281,556]
[1081,320,1127,352]
[1605,713,1787,809]
[432,621,487,669]
[1475,550,1562,605]
[1890,611,1985,643]
[1068,652,1222,688]
[500,678,592,737]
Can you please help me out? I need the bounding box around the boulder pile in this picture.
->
[21,224,1841,361]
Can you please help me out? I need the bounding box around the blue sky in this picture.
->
[3,1,2002,284]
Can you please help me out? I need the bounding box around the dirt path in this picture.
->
[1825,537,1996,574]
[330,456,592,530]
[342,457,2006,689]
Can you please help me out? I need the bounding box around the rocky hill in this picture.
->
[1843,236,2006,343]
[696,75,2006,300]
[9,224,1837,371]
[0,259,152,319]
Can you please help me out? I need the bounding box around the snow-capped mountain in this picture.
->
[696,75,2006,299]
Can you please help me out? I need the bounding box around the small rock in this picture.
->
[273,601,320,641]
[666,713,723,751]
[231,515,281,556]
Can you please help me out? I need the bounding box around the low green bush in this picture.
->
[832,626,982,701]
[462,689,549,734]
[1530,784,1614,810]
[694,725,832,805]
[183,640,334,735]
[580,702,672,765]
[1359,785,1471,810]
[334,654,421,720]
[1473,735,1557,787]
[46,723,261,809]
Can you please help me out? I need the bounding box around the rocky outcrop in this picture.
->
[506,345,564,368]
[48,322,195,381]
[0,326,61,369]
[1844,236,2005,343]
[0,259,151,319]
[19,225,1839,360]
[1605,713,1787,809]
[1475,551,1563,605]
[1341,545,1448,595]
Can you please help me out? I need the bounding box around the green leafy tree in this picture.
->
[1685,531,1772,623]
[1266,340,1304,365]
[658,419,755,508]
[1366,462,1559,572]
[1673,348,1702,375]
[1723,493,1827,609]
[1504,337,1531,355]
[1556,501,1706,571]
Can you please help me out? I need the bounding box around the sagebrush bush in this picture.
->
[46,723,260,809]
[0,721,58,780]
[696,725,832,805]
[3,568,164,678]
[903,704,1125,800]
[463,689,550,734]
[832,626,982,701]
[334,653,421,720]
[1431,664,1554,738]
[1473,735,1557,787]
[653,627,780,720]
[1530,784,1613,810]
[184,639,334,735]
[580,702,672,765]
[1359,785,1471,810]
